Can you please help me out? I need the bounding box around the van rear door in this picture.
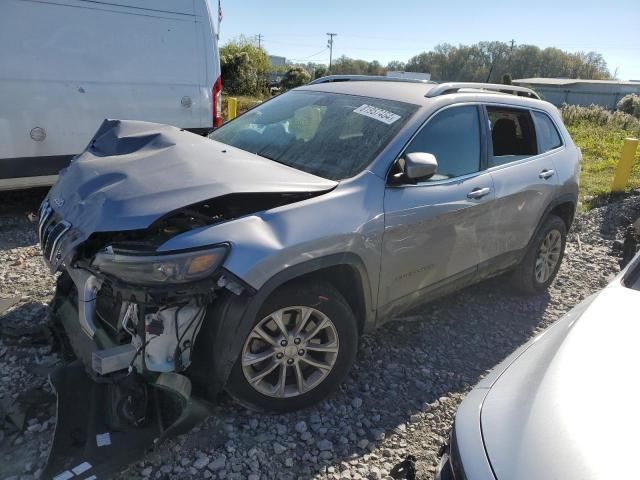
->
[0,0,215,189]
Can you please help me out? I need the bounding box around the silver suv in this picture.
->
[41,80,580,413]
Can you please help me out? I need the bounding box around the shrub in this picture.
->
[220,37,270,96]
[221,52,259,96]
[280,67,311,90]
[617,94,640,119]
[313,65,328,80]
[561,104,640,132]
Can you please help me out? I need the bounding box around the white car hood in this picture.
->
[481,281,639,480]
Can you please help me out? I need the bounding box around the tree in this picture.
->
[617,94,640,119]
[404,41,611,82]
[220,36,270,95]
[509,44,542,79]
[313,65,328,79]
[221,52,259,96]
[331,56,370,75]
[386,60,406,71]
[220,35,270,74]
[367,60,385,76]
[280,66,311,90]
[502,73,512,85]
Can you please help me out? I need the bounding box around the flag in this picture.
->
[217,0,222,39]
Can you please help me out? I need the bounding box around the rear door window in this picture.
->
[532,111,563,152]
[403,105,481,181]
[486,106,537,167]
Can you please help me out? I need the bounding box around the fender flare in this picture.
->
[518,193,577,264]
[192,253,375,393]
[538,192,578,231]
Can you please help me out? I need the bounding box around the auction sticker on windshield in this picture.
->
[353,104,401,125]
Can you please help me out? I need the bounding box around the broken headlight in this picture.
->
[92,245,228,285]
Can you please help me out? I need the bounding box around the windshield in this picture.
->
[209,91,417,180]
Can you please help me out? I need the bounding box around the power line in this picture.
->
[290,48,329,62]
[326,33,337,73]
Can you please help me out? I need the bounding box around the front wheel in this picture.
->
[225,282,358,412]
[511,214,567,295]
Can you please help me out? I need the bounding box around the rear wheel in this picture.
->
[511,214,567,295]
[225,282,358,412]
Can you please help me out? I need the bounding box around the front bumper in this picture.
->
[434,389,496,480]
[435,443,456,480]
[50,255,220,379]
[46,275,213,478]
[50,274,119,369]
[435,428,466,480]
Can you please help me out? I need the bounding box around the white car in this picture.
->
[0,0,222,191]
[437,250,640,480]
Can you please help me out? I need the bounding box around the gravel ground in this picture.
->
[1,189,638,480]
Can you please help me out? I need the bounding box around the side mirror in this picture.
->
[404,152,438,180]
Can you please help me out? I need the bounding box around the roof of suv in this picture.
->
[300,80,547,110]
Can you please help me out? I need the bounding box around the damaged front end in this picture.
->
[40,200,243,479]
[36,119,337,477]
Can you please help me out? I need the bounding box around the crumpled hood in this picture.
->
[48,119,337,233]
[480,283,640,480]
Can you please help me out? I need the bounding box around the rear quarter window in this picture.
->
[532,111,563,153]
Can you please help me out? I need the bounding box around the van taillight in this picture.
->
[212,76,222,128]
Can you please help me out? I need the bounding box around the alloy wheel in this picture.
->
[535,229,562,283]
[241,306,339,398]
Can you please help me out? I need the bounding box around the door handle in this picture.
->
[539,169,555,180]
[467,187,491,199]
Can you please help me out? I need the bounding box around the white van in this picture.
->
[0,0,222,190]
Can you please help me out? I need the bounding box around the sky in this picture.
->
[214,0,640,80]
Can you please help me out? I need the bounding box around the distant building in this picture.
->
[513,78,640,110]
[268,55,287,67]
[267,55,287,87]
[386,71,431,81]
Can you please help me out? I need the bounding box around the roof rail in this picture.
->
[425,82,540,99]
[310,75,435,85]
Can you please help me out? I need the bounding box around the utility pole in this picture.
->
[256,33,263,49]
[506,38,516,76]
[326,33,337,73]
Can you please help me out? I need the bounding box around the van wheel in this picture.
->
[512,214,567,295]
[225,282,358,413]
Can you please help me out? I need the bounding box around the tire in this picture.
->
[511,214,567,295]
[225,281,358,413]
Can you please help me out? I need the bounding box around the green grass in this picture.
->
[221,94,265,119]
[569,123,640,205]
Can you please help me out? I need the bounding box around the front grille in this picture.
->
[43,220,71,260]
[38,200,72,269]
[38,200,53,244]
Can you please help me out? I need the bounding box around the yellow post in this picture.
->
[611,138,639,192]
[227,97,238,121]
